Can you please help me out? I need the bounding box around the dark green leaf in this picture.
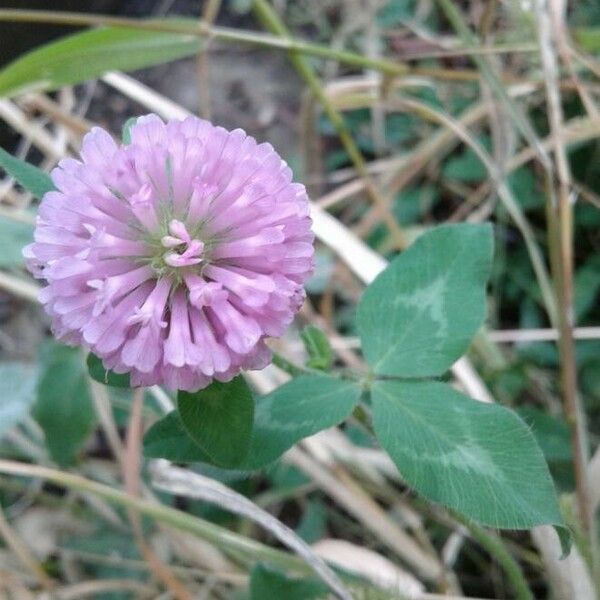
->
[581,358,600,400]
[300,325,333,370]
[517,407,572,463]
[177,377,254,468]
[147,375,361,471]
[0,147,54,198]
[391,185,437,225]
[86,352,131,388]
[372,379,564,530]
[144,410,212,463]
[250,564,326,600]
[143,410,254,483]
[0,363,37,438]
[34,343,95,466]
[508,168,545,212]
[376,1,414,28]
[442,148,487,183]
[357,223,493,377]
[242,375,361,470]
[0,23,201,97]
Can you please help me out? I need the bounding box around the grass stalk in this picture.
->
[534,0,598,582]
[251,0,406,249]
[0,459,312,574]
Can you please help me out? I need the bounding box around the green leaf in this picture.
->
[295,499,327,544]
[242,375,362,470]
[250,564,326,600]
[34,343,95,466]
[0,363,37,438]
[376,0,414,28]
[0,23,201,98]
[144,410,212,463]
[300,325,333,370]
[357,223,493,377]
[372,379,564,530]
[0,216,33,267]
[63,526,143,584]
[147,375,361,470]
[177,377,254,468]
[442,140,489,183]
[508,168,545,212]
[143,411,254,484]
[0,147,54,198]
[86,352,131,388]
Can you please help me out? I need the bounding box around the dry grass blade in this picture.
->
[150,460,354,600]
[312,539,424,598]
[50,579,157,599]
[285,446,444,583]
[252,0,407,250]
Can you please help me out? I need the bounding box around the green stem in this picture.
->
[270,351,309,378]
[453,512,535,600]
[0,9,408,78]
[0,459,310,574]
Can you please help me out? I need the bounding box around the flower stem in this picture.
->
[534,0,598,580]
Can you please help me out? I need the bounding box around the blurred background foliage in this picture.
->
[0,1,599,599]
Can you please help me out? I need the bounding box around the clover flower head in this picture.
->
[25,115,314,391]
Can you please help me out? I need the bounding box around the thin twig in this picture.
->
[151,460,354,600]
[534,0,596,569]
[123,389,193,600]
[195,0,221,119]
